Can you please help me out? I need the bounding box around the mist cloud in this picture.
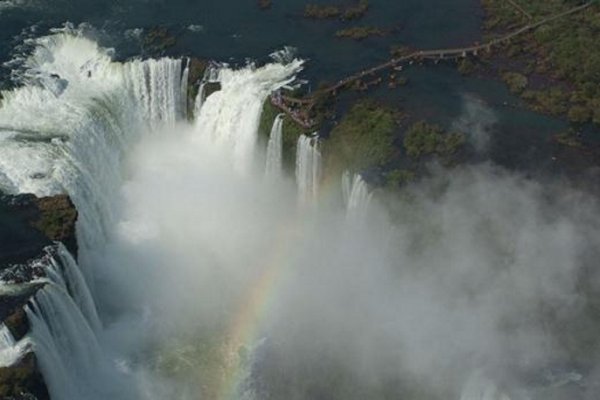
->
[92,119,600,400]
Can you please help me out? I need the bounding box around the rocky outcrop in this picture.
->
[186,58,222,119]
[0,192,78,400]
[0,194,77,265]
[30,196,77,258]
[186,58,208,118]
[0,353,49,400]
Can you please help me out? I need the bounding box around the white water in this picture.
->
[193,61,303,172]
[0,31,306,399]
[0,323,15,349]
[26,284,134,400]
[0,32,187,399]
[342,171,372,219]
[44,244,101,333]
[193,82,206,118]
[0,322,30,367]
[180,58,190,118]
[295,134,321,205]
[0,30,593,400]
[0,32,187,265]
[265,113,284,178]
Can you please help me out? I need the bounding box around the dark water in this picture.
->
[0,0,569,173]
[1,0,482,80]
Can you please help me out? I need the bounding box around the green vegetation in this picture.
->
[340,0,370,20]
[385,169,416,189]
[304,0,369,21]
[0,354,47,399]
[335,26,386,40]
[304,4,340,19]
[520,87,569,116]
[403,121,465,158]
[501,71,528,94]
[482,0,600,124]
[323,100,397,177]
[457,58,478,75]
[554,130,584,148]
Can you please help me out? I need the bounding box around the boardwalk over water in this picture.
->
[271,1,594,128]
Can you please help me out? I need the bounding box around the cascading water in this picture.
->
[44,244,101,333]
[193,82,206,118]
[0,28,591,400]
[0,31,189,399]
[180,58,190,118]
[295,134,321,205]
[0,323,15,349]
[0,32,187,267]
[193,61,303,172]
[0,29,306,399]
[265,113,284,178]
[342,171,372,219]
[0,322,30,367]
[26,284,135,400]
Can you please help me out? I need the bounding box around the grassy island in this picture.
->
[335,26,386,40]
[304,0,369,21]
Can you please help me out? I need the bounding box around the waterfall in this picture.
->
[26,284,134,400]
[180,58,190,119]
[0,323,15,349]
[342,172,372,219]
[0,30,305,399]
[296,134,321,205]
[0,33,187,263]
[194,82,206,117]
[0,322,30,367]
[44,244,101,333]
[204,62,222,83]
[265,114,284,178]
[194,61,303,172]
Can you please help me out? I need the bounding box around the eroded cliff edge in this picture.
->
[0,193,78,400]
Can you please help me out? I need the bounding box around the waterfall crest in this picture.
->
[193,61,303,173]
[296,134,321,205]
[265,114,284,178]
[0,33,187,259]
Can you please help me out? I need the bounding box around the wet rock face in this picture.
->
[0,194,52,267]
[0,193,78,400]
[30,195,78,258]
[0,193,78,266]
[0,353,49,400]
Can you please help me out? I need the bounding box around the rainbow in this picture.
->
[214,88,329,400]
[214,219,299,400]
[214,177,343,400]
